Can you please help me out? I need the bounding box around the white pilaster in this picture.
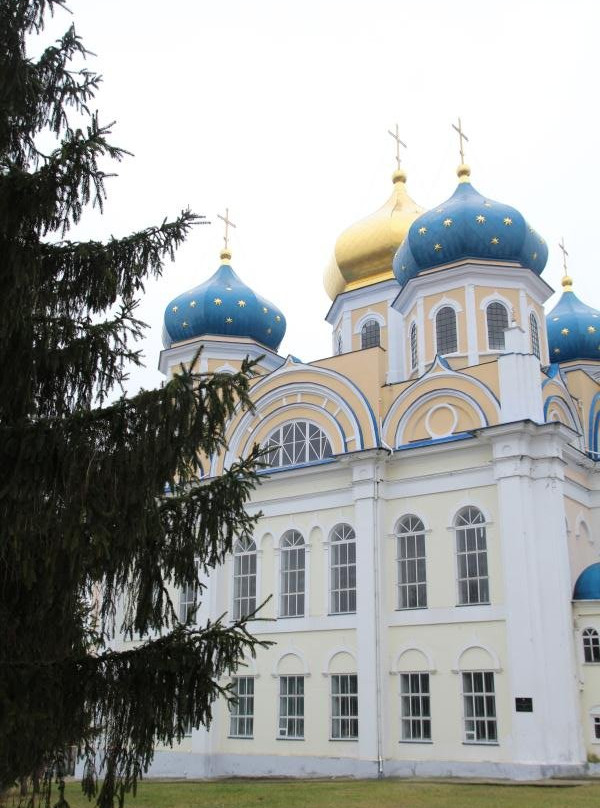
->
[465,283,478,365]
[342,310,352,354]
[417,297,425,376]
[387,306,404,384]
[498,325,543,424]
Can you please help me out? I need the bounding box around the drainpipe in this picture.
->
[373,474,384,778]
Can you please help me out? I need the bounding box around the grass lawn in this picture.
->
[59,778,600,808]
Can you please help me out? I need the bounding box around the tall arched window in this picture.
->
[233,537,257,620]
[361,319,380,349]
[435,306,458,355]
[486,302,509,350]
[330,524,356,614]
[410,322,418,370]
[280,530,305,617]
[530,312,540,359]
[583,628,600,663]
[265,421,333,468]
[396,515,427,609]
[455,506,489,605]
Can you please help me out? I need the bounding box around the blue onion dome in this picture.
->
[162,249,286,350]
[546,275,600,363]
[573,563,600,600]
[393,164,548,287]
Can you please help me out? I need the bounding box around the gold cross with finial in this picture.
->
[387,124,407,171]
[558,236,569,275]
[452,117,469,164]
[217,207,236,250]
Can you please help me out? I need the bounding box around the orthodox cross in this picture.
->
[387,124,407,171]
[558,236,569,275]
[452,117,469,164]
[217,207,236,250]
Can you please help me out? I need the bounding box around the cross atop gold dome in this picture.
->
[387,124,407,173]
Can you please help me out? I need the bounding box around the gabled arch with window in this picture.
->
[454,506,489,605]
[486,301,509,351]
[232,536,257,620]
[583,627,600,663]
[265,420,333,468]
[329,523,356,614]
[280,530,306,617]
[395,514,427,609]
[435,306,458,355]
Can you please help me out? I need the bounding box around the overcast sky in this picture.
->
[43,0,600,395]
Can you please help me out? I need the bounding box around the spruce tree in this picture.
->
[0,2,266,805]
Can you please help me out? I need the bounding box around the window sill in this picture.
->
[277,736,305,741]
[462,741,499,746]
[228,735,254,740]
[329,737,359,742]
[396,606,428,612]
[329,611,357,616]
[399,739,433,744]
[456,602,491,607]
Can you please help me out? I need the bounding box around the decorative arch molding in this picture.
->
[448,501,493,528]
[214,363,237,374]
[272,648,311,677]
[392,511,430,535]
[321,646,357,676]
[257,530,274,552]
[574,514,593,545]
[223,657,260,680]
[589,392,600,460]
[353,310,386,334]
[543,394,583,448]
[452,643,501,673]
[392,388,489,447]
[427,296,464,321]
[392,644,436,673]
[478,291,514,314]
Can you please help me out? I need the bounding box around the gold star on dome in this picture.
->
[237,300,246,307]
[418,226,428,235]
[561,328,569,336]
[225,285,233,291]
[434,243,442,251]
[503,217,513,226]
[182,321,188,328]
[263,306,268,314]
[443,218,453,227]
[532,252,538,260]
[214,298,222,306]
[554,348,560,354]
[190,300,196,307]
[552,316,560,321]
[490,237,500,245]
[483,201,492,208]
[172,305,178,313]
[225,317,233,324]
[266,327,272,334]
[476,214,486,224]
[435,208,444,213]
[588,326,596,334]
[275,315,281,322]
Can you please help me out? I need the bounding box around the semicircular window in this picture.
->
[265,421,333,468]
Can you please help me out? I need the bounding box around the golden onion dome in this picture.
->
[323,168,423,300]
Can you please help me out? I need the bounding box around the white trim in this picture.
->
[322,646,358,676]
[427,296,464,320]
[392,645,436,673]
[479,291,514,313]
[353,310,386,334]
[393,388,489,446]
[453,643,501,673]
[272,648,311,677]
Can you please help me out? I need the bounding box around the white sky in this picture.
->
[43,0,600,395]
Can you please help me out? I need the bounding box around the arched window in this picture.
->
[486,302,509,350]
[280,530,305,617]
[265,421,333,468]
[583,628,600,663]
[330,524,356,614]
[530,312,540,359]
[410,322,418,370]
[396,515,427,609]
[455,506,489,605]
[336,330,343,355]
[435,306,457,355]
[233,537,257,620]
[361,319,380,349]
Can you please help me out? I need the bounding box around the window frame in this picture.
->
[486,301,509,351]
[396,515,427,610]
[583,628,600,663]
[229,676,255,739]
[400,672,432,743]
[461,670,498,744]
[435,305,458,356]
[279,530,306,618]
[455,506,490,606]
[361,319,381,349]
[265,420,333,469]
[330,673,359,741]
[278,675,305,740]
[330,523,357,615]
[232,536,257,621]
[179,579,198,624]
[530,312,540,359]
[409,321,418,370]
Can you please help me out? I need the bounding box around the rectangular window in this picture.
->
[278,675,304,739]
[400,672,431,741]
[179,581,197,623]
[229,676,254,738]
[331,674,358,740]
[594,715,600,741]
[397,533,427,609]
[456,523,489,605]
[233,545,257,620]
[462,671,497,743]
[330,527,357,614]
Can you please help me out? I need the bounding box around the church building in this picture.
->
[143,133,600,779]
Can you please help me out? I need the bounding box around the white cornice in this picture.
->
[325,279,400,325]
[158,338,285,376]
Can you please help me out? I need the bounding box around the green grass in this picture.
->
[58,778,600,808]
